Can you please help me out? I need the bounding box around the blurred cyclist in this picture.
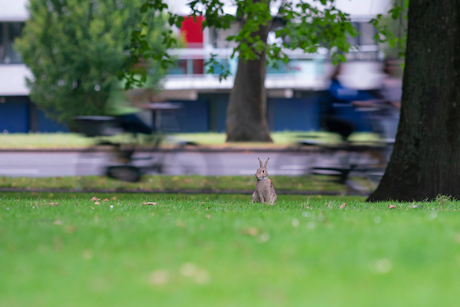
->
[105,61,159,135]
[322,62,375,141]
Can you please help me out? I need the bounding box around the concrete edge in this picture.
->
[0,187,369,196]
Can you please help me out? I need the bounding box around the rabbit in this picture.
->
[252,157,277,205]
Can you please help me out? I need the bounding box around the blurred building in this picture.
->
[0,0,394,133]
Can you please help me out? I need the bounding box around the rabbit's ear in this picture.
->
[264,157,270,168]
[258,157,263,167]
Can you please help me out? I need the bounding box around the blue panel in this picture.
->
[38,110,69,132]
[214,97,228,132]
[271,97,321,131]
[333,105,373,132]
[173,100,209,132]
[0,100,29,133]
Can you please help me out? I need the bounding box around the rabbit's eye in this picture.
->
[262,170,265,173]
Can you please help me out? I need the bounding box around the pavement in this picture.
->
[0,149,381,178]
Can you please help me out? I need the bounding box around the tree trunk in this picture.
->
[226,15,273,142]
[368,1,460,201]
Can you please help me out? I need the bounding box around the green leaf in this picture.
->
[116,70,124,80]
[389,7,403,20]
[175,16,184,28]
[140,3,149,13]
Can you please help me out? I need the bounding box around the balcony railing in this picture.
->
[166,45,380,78]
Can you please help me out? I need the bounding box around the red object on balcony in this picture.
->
[180,16,204,48]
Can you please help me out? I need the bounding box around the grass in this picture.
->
[1,192,460,306]
[171,131,344,146]
[0,133,92,149]
[0,175,363,192]
[0,131,380,149]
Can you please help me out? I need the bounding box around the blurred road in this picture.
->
[0,150,380,177]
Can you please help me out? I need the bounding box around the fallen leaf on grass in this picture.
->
[375,258,392,274]
[194,269,211,284]
[388,205,396,209]
[82,249,93,259]
[91,197,100,201]
[175,220,186,228]
[340,203,347,209]
[257,232,270,243]
[304,204,311,209]
[291,218,300,227]
[199,202,205,205]
[66,226,76,233]
[103,198,109,202]
[94,202,100,205]
[180,263,197,277]
[142,202,157,205]
[205,214,212,219]
[149,270,169,285]
[240,227,259,236]
[53,220,63,225]
[48,200,60,206]
[90,207,95,210]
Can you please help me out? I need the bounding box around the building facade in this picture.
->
[0,0,392,133]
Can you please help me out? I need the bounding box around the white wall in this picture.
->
[335,0,394,18]
[0,0,394,22]
[0,0,28,21]
[0,0,29,96]
[165,0,394,17]
[0,65,33,95]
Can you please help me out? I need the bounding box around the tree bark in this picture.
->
[226,9,273,142]
[368,1,460,201]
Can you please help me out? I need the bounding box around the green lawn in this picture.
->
[0,132,380,149]
[1,192,460,306]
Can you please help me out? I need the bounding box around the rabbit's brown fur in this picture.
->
[252,157,277,205]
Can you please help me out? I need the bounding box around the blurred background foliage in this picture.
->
[15,0,168,126]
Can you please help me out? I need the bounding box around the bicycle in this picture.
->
[73,105,214,183]
[297,104,398,193]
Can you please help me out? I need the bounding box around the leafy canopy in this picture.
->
[370,0,408,59]
[16,0,166,125]
[124,0,358,88]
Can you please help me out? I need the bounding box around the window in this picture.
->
[346,22,360,46]
[0,22,24,64]
[346,22,377,47]
[359,22,377,46]
[210,23,240,49]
